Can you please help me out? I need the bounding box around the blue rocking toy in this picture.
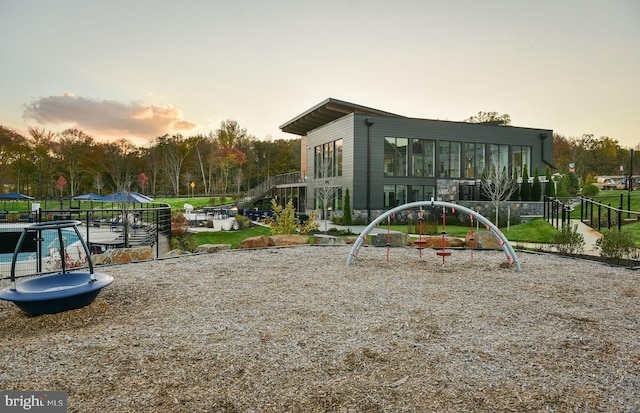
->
[0,220,113,316]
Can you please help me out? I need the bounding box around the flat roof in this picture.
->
[279,98,404,136]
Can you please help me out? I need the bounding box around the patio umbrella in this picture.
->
[72,193,102,200]
[0,192,35,210]
[98,191,153,203]
[0,192,34,200]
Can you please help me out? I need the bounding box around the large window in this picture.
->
[412,139,435,177]
[314,139,343,179]
[384,137,408,176]
[511,145,531,177]
[464,143,485,179]
[384,184,406,207]
[438,141,461,178]
[384,184,435,207]
[489,144,509,169]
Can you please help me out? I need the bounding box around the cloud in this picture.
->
[22,94,199,142]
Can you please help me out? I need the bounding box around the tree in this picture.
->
[343,187,352,225]
[480,161,518,225]
[216,119,249,148]
[219,147,247,195]
[545,165,555,197]
[94,173,105,195]
[27,127,56,197]
[158,134,191,196]
[137,172,149,194]
[520,165,531,201]
[55,128,94,197]
[55,175,67,197]
[0,126,29,193]
[314,154,340,232]
[101,138,139,193]
[510,166,520,201]
[464,111,512,126]
[531,166,542,201]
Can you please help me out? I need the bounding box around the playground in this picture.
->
[0,245,638,412]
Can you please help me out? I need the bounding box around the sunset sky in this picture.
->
[1,0,638,147]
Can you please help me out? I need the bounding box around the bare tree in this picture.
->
[480,161,518,225]
[313,155,339,232]
[235,168,244,197]
[93,173,105,195]
[158,134,191,196]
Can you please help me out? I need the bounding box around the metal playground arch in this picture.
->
[346,201,521,272]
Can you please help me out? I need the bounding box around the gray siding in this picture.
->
[354,114,553,209]
[305,114,355,210]
[304,111,553,213]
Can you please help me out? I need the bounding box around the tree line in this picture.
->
[0,115,633,200]
[0,120,300,198]
[553,133,640,181]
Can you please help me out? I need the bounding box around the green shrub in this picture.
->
[551,224,585,255]
[267,199,319,235]
[343,188,352,225]
[235,214,251,230]
[531,166,542,201]
[596,228,636,263]
[170,211,197,252]
[581,183,600,197]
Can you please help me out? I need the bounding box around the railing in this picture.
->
[545,194,640,232]
[1,203,171,279]
[543,196,574,229]
[578,195,640,231]
[236,171,305,207]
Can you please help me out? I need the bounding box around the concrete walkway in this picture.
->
[571,219,603,255]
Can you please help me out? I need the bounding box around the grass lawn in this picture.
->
[570,190,640,219]
[384,218,555,244]
[154,197,219,210]
[189,218,558,249]
[192,225,272,248]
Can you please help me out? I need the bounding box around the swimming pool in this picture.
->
[0,225,86,277]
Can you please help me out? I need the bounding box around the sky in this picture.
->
[0,0,638,147]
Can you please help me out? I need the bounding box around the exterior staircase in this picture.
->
[237,172,305,208]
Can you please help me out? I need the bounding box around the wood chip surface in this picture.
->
[1,246,639,412]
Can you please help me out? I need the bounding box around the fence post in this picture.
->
[618,208,622,231]
[607,203,611,229]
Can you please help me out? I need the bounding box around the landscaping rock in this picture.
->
[313,234,346,245]
[93,246,153,265]
[194,244,231,253]
[466,230,503,249]
[371,232,412,247]
[237,235,270,249]
[268,234,309,246]
[164,249,189,258]
[412,236,465,248]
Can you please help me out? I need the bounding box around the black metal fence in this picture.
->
[543,196,574,229]
[1,203,171,279]
[544,195,640,231]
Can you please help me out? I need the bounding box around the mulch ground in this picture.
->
[1,246,639,412]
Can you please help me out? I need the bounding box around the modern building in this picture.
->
[280,98,553,220]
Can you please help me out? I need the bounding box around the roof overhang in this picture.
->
[279,98,404,136]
